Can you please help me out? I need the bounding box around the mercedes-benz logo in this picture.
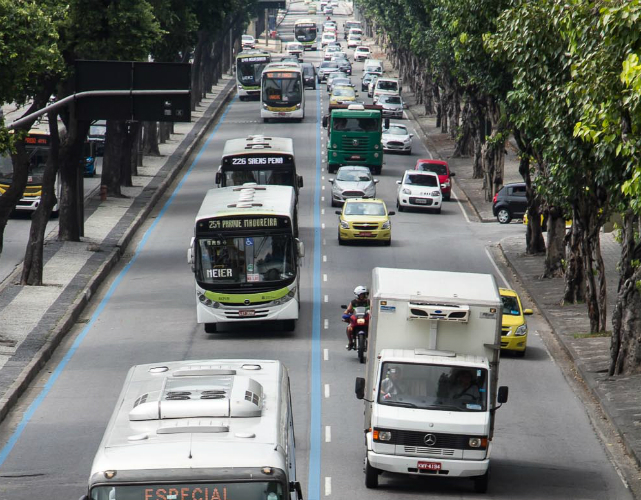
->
[423,434,437,447]
[352,139,359,146]
[244,299,251,306]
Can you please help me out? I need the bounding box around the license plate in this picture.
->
[417,461,441,471]
[415,198,427,204]
[358,232,373,237]
[349,155,362,160]
[278,112,287,116]
[238,310,256,317]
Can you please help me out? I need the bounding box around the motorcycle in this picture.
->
[342,306,370,363]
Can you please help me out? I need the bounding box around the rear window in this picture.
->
[417,162,447,175]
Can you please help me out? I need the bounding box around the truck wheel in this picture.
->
[365,459,379,488]
[204,323,217,333]
[473,470,489,493]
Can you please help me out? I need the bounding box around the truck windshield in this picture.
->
[332,117,378,132]
[197,234,295,285]
[378,362,488,411]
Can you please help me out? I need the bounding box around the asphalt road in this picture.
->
[0,2,633,499]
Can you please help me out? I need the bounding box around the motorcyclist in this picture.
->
[343,285,370,350]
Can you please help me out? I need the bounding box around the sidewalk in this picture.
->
[392,60,641,477]
[0,75,236,422]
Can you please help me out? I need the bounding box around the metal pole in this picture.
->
[229,28,233,76]
[265,8,269,47]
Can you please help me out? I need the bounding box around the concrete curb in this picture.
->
[0,79,236,424]
[494,240,641,471]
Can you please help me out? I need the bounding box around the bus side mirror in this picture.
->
[79,496,89,500]
[290,481,304,499]
[215,170,221,185]
[322,115,328,128]
[497,385,509,404]
[187,237,195,272]
[298,175,304,188]
[355,377,365,399]
[296,238,305,258]
[384,118,390,129]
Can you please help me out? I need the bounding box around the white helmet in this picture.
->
[354,285,369,298]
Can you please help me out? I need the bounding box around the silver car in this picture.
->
[382,123,413,154]
[378,94,404,118]
[329,166,378,207]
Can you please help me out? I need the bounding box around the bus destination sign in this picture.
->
[240,56,270,63]
[265,72,296,79]
[198,216,291,234]
[224,155,291,166]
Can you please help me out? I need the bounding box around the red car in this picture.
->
[415,159,455,200]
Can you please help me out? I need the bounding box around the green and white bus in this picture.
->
[236,50,271,100]
[83,359,303,500]
[215,135,304,199]
[294,18,318,50]
[261,63,305,122]
[188,185,304,333]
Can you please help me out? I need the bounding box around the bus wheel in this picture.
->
[283,320,296,332]
[204,323,217,333]
[263,118,270,123]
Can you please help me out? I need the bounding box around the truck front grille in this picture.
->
[342,137,369,151]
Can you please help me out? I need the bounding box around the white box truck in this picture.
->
[355,268,508,493]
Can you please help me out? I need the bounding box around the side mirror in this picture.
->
[290,481,303,499]
[388,211,395,216]
[187,237,195,272]
[523,308,533,315]
[355,377,365,399]
[450,171,456,177]
[215,169,222,185]
[384,118,390,129]
[335,210,341,215]
[296,238,305,258]
[79,496,89,500]
[322,115,328,128]
[298,175,304,188]
[497,385,509,404]
[374,179,379,184]
[396,180,401,185]
[340,304,348,309]
[328,178,334,183]
[409,134,414,138]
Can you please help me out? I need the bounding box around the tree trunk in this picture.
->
[544,209,566,277]
[21,112,61,285]
[101,120,126,197]
[142,121,161,156]
[563,211,585,304]
[581,210,607,333]
[610,212,641,375]
[480,97,505,202]
[453,100,474,158]
[472,100,485,179]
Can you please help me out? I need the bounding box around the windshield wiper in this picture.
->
[384,401,418,408]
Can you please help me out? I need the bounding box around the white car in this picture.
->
[354,46,371,61]
[241,35,256,49]
[321,32,337,48]
[324,45,342,60]
[396,170,442,213]
[286,42,304,61]
[382,123,413,154]
[347,35,362,49]
[372,77,401,103]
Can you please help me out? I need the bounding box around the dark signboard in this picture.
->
[197,216,291,235]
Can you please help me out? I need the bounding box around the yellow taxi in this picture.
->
[336,198,394,245]
[500,287,533,357]
[329,85,358,105]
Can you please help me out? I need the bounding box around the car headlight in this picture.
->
[403,137,411,143]
[515,324,528,336]
[431,190,441,197]
[402,188,411,195]
[381,220,391,229]
[340,219,349,229]
[442,180,451,187]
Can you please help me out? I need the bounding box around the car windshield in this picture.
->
[385,126,407,136]
[382,96,401,104]
[242,36,253,42]
[333,87,354,97]
[344,202,385,216]
[418,162,447,175]
[327,46,340,52]
[501,295,521,316]
[363,74,375,82]
[337,170,371,182]
[404,174,438,187]
[333,79,350,87]
[378,80,398,91]
[357,47,370,53]
[378,362,488,412]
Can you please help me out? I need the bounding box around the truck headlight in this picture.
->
[468,437,488,448]
[374,152,379,158]
[332,143,337,148]
[340,220,349,229]
[373,429,392,441]
[381,220,391,229]
[374,143,379,150]
[515,324,528,336]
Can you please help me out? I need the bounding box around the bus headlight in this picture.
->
[295,103,301,109]
[262,103,269,110]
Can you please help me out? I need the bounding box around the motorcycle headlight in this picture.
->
[515,324,528,336]
[340,219,349,229]
[381,220,391,229]
[402,188,411,195]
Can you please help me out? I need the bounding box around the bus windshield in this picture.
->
[295,25,317,42]
[223,168,295,188]
[91,481,284,500]
[238,58,270,86]
[262,75,302,105]
[0,147,48,185]
[197,234,296,285]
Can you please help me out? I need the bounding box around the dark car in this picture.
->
[361,72,377,91]
[301,63,317,90]
[493,182,528,223]
[332,56,352,75]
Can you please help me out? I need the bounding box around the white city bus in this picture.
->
[82,359,303,500]
[215,135,304,200]
[236,50,271,100]
[261,63,305,122]
[294,18,318,50]
[188,185,304,333]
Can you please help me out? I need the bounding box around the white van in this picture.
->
[363,59,383,76]
[372,77,401,103]
[348,27,363,38]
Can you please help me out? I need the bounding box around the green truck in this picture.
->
[322,104,389,174]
